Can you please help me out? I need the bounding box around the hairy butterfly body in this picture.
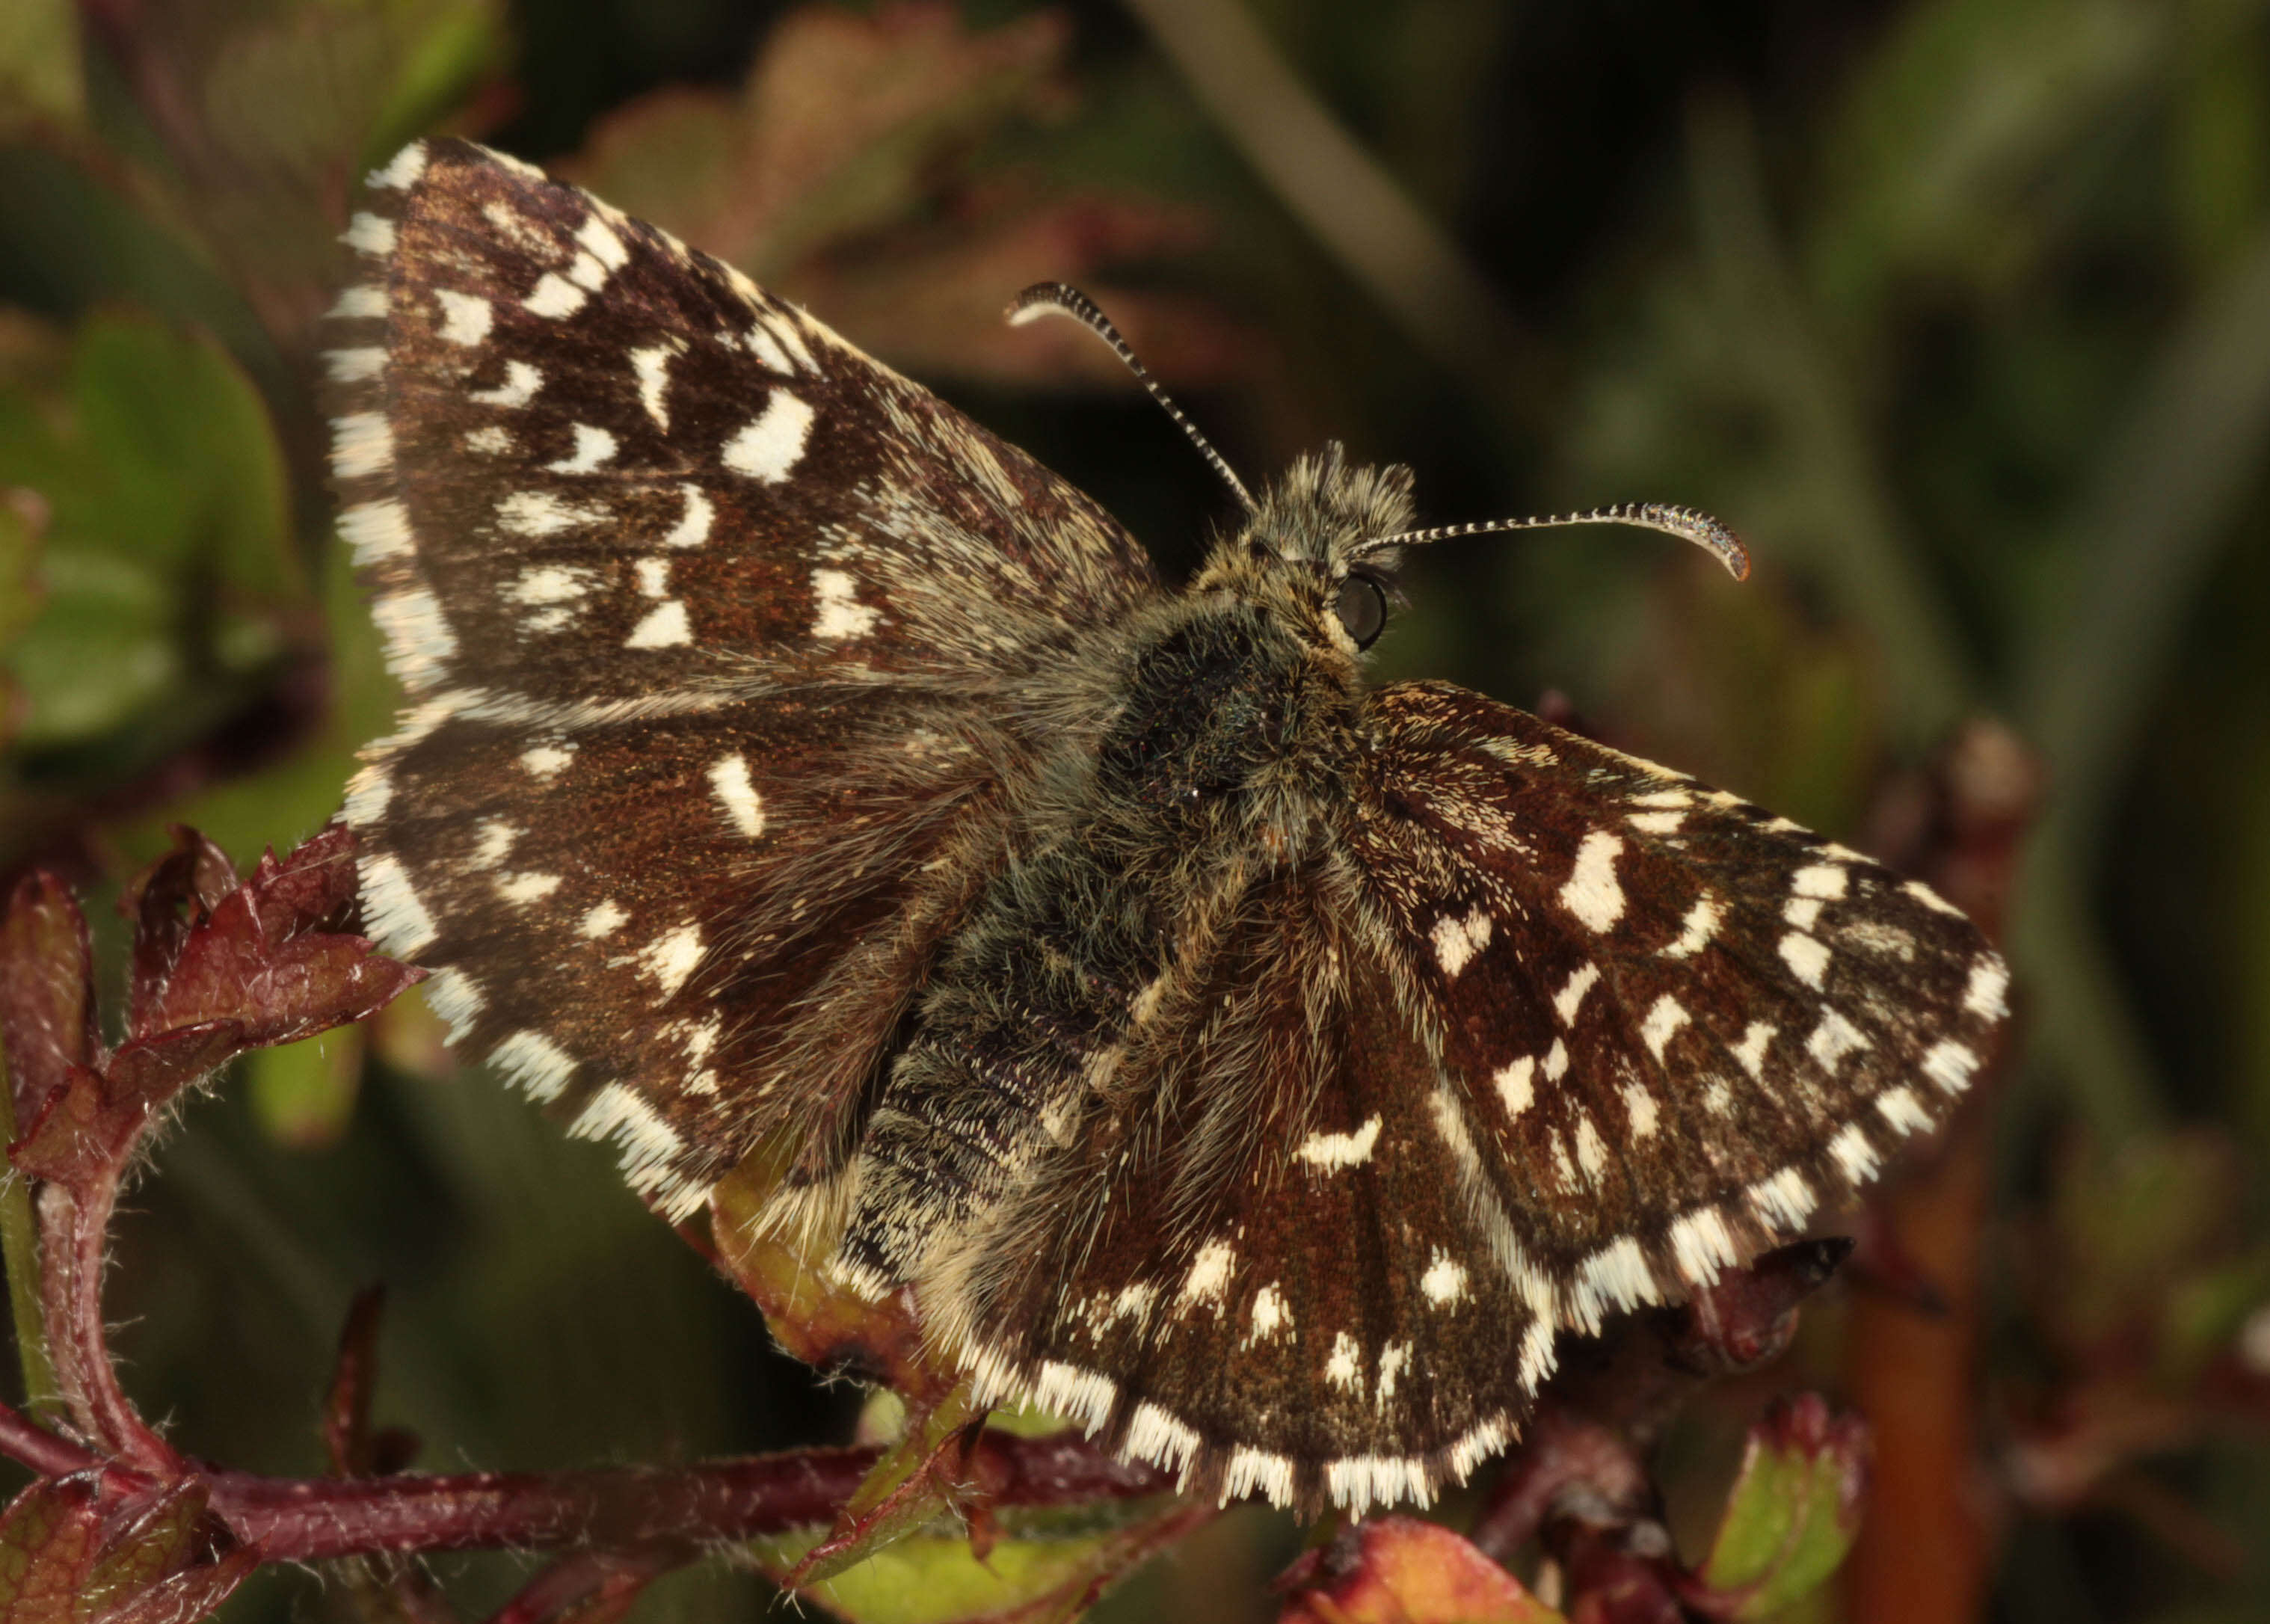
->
[330,140,2008,1516]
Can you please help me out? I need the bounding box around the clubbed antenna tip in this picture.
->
[1366,502,1750,582]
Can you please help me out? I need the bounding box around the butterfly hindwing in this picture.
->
[936,855,1545,1518]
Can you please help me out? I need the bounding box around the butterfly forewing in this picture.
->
[329,141,1163,1211]
[1353,682,2005,1332]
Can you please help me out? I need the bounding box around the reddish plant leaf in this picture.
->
[122,831,239,1036]
[130,827,406,1048]
[11,829,419,1187]
[0,1477,250,1624]
[566,2,1070,277]
[0,875,96,1128]
[1277,1518,1565,1624]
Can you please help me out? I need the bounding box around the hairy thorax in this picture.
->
[837,592,1364,1291]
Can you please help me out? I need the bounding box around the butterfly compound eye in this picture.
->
[1335,573,1388,649]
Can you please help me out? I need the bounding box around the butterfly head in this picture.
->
[1194,444,1415,658]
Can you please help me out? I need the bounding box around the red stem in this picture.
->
[37,1178,177,1474]
[0,1424,1176,1563]
[0,1397,101,1478]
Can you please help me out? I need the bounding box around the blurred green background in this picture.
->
[4,0,2270,1620]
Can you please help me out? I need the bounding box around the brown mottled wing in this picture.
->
[939,855,1551,1518]
[1348,680,2008,1334]
[326,140,1163,1214]
[938,678,2006,1516]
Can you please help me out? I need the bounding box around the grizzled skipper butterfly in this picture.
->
[327,140,2008,1516]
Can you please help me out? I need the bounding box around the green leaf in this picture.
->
[0,313,296,754]
[0,0,81,138]
[753,1496,1209,1624]
[790,1390,985,1587]
[1700,1396,1871,1620]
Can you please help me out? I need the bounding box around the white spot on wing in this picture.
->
[496,872,562,905]
[1794,864,1849,899]
[1374,1342,1409,1411]
[1559,831,1626,932]
[1031,1362,1116,1432]
[1876,1085,1932,1136]
[1574,1115,1607,1184]
[722,390,816,482]
[632,344,677,428]
[1246,1284,1292,1344]
[524,273,588,319]
[359,855,435,956]
[508,564,597,603]
[521,742,575,779]
[1663,894,1721,959]
[1732,1021,1776,1081]
[1622,1081,1659,1137]
[1494,1056,1535,1119]
[664,484,714,548]
[1295,1115,1381,1172]
[324,348,384,382]
[546,423,618,474]
[434,289,493,346]
[1747,1166,1817,1230]
[1125,1403,1199,1474]
[471,360,542,408]
[367,143,428,189]
[1964,956,2010,1018]
[1779,931,1831,988]
[1922,1039,1979,1095]
[339,500,412,565]
[497,491,603,537]
[1326,1332,1361,1390]
[1178,1238,1234,1308]
[1829,1122,1880,1184]
[1430,908,1492,977]
[490,1030,576,1103]
[1640,994,1689,1062]
[330,413,393,479]
[1806,1009,1871,1071]
[638,924,704,1000]
[1223,1447,1295,1507]
[371,588,456,686]
[1552,962,1599,1024]
[342,212,394,256]
[580,899,628,938]
[809,568,879,639]
[330,286,386,320]
[625,600,692,649]
[708,754,765,838]
[1670,1207,1740,1285]
[422,968,483,1040]
[1421,1252,1468,1306]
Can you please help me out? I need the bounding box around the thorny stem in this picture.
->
[0,1048,61,1421]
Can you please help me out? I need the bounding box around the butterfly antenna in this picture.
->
[1366,503,1750,582]
[1007,282,1256,513]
